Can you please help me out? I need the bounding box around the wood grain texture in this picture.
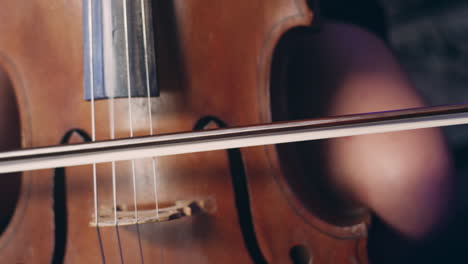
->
[0,0,370,263]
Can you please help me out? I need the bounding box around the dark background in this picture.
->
[371,1,468,262]
[384,0,468,146]
[319,0,468,262]
[385,1,468,261]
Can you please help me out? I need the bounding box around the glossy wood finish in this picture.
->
[0,0,369,263]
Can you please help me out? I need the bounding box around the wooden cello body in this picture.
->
[0,0,369,263]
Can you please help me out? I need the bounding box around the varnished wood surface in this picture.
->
[0,0,370,263]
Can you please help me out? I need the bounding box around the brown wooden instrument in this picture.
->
[1,0,464,263]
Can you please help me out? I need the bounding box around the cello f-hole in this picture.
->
[194,116,268,264]
[52,129,92,264]
[289,245,312,264]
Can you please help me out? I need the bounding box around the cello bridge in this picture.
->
[90,199,211,227]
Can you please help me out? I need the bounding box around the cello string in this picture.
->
[122,0,145,262]
[140,0,160,221]
[88,0,106,262]
[140,0,164,262]
[108,97,125,263]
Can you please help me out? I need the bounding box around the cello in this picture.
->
[0,0,464,263]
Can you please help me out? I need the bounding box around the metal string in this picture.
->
[88,0,106,262]
[140,0,164,262]
[123,0,145,262]
[140,0,160,221]
[108,97,125,263]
